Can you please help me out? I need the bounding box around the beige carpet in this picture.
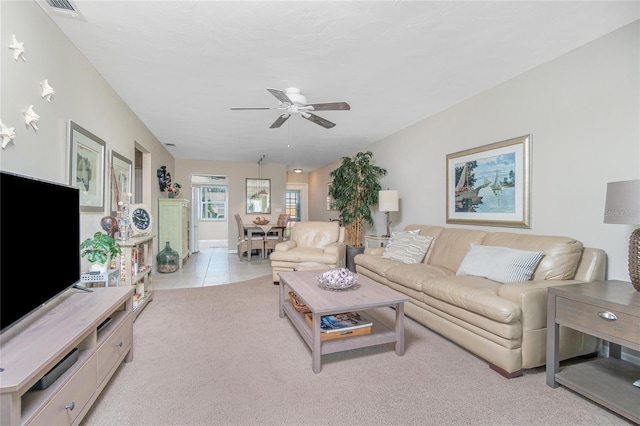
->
[81,275,631,426]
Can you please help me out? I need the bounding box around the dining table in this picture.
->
[243,223,285,261]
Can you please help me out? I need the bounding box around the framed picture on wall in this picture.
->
[110,150,132,216]
[246,178,271,214]
[446,134,532,228]
[68,121,106,212]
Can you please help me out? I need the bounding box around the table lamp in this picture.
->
[603,179,640,291]
[379,190,399,238]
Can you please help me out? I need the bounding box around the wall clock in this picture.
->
[129,204,153,236]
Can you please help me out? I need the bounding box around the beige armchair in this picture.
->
[269,221,346,284]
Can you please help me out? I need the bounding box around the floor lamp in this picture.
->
[604,179,640,291]
[379,190,399,238]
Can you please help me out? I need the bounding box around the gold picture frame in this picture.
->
[446,134,531,228]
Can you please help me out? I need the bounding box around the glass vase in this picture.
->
[157,241,179,273]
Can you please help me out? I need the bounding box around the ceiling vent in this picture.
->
[37,0,85,20]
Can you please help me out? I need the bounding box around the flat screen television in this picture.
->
[0,170,82,333]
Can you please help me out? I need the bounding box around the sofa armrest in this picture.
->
[324,242,347,267]
[274,240,297,252]
[499,280,582,330]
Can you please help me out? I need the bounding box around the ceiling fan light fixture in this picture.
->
[284,88,307,106]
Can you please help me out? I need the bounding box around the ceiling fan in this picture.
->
[230,88,350,129]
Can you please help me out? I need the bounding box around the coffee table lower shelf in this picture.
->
[282,301,400,360]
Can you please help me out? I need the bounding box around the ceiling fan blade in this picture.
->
[303,113,336,129]
[270,114,290,128]
[230,107,271,110]
[307,102,351,111]
[267,88,293,105]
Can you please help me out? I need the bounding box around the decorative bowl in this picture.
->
[253,217,270,225]
[316,268,359,291]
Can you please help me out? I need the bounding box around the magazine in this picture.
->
[318,312,373,333]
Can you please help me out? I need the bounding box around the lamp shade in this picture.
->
[379,190,399,212]
[603,179,640,224]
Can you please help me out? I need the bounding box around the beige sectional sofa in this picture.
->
[354,224,606,378]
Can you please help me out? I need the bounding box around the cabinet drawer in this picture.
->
[556,297,640,345]
[29,355,97,426]
[97,312,133,385]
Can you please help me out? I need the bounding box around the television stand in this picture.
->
[0,286,134,426]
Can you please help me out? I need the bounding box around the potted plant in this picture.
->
[328,151,387,270]
[80,231,122,272]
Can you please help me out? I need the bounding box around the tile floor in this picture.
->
[153,241,272,290]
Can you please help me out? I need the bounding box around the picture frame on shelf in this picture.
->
[446,134,531,228]
[68,121,106,212]
[110,150,132,216]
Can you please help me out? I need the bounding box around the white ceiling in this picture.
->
[38,1,638,172]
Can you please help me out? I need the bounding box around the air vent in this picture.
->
[46,0,76,12]
[37,0,85,20]
[164,143,176,147]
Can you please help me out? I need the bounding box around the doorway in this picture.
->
[191,174,229,252]
[285,183,308,237]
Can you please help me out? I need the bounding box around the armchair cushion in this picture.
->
[269,221,346,283]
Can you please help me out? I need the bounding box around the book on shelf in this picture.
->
[310,311,373,333]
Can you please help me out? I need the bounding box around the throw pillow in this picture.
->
[382,232,433,264]
[456,244,545,284]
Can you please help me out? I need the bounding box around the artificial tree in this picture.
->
[328,151,387,248]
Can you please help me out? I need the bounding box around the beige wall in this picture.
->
[309,21,640,283]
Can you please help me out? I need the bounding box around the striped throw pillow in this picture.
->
[456,244,544,284]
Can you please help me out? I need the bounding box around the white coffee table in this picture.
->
[278,270,410,373]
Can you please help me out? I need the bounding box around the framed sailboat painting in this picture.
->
[446,135,531,228]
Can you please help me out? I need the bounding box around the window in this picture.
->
[200,185,227,220]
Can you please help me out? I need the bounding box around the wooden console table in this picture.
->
[546,280,640,423]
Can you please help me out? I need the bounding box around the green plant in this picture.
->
[80,232,122,264]
[328,151,387,247]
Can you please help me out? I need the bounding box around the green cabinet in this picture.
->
[158,198,190,268]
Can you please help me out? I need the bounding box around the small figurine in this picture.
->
[41,79,55,102]
[9,34,26,61]
[157,166,172,192]
[23,105,40,130]
[0,121,16,149]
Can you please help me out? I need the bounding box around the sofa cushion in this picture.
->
[421,275,521,324]
[382,232,433,264]
[355,254,401,277]
[456,244,544,283]
[385,263,453,292]
[427,228,487,272]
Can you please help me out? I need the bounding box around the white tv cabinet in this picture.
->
[0,286,134,426]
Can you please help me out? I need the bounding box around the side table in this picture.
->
[80,269,120,288]
[546,280,640,423]
[364,235,390,248]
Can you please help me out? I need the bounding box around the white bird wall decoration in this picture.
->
[41,79,55,102]
[0,121,16,149]
[9,34,26,61]
[23,105,40,130]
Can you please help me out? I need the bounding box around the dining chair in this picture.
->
[264,214,289,257]
[235,214,265,260]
